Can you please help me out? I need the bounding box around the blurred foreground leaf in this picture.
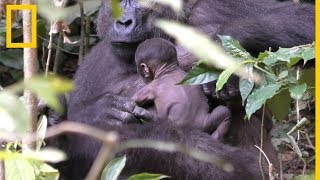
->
[128,173,170,180]
[37,0,101,24]
[25,75,73,113]
[0,92,28,134]
[0,148,66,163]
[101,155,126,180]
[5,158,35,180]
[139,0,182,14]
[110,0,122,19]
[36,115,48,152]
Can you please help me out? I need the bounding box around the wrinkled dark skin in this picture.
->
[53,0,314,179]
[132,38,231,140]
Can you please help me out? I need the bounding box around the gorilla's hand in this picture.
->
[92,94,154,124]
[202,78,241,110]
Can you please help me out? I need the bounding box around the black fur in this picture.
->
[56,122,266,180]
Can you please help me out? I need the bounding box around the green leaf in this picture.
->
[37,0,101,24]
[239,64,254,105]
[35,148,67,163]
[246,84,281,119]
[101,155,127,180]
[289,83,307,100]
[239,79,254,106]
[0,148,66,163]
[0,49,24,69]
[36,115,48,152]
[38,163,60,180]
[218,35,252,59]
[5,158,35,180]
[128,173,170,180]
[9,69,24,81]
[302,46,315,64]
[110,0,123,19]
[278,70,288,79]
[299,68,315,87]
[262,47,303,65]
[286,134,302,157]
[261,44,315,67]
[179,63,221,85]
[266,89,291,121]
[216,61,247,92]
[257,51,269,60]
[25,75,73,113]
[0,92,29,134]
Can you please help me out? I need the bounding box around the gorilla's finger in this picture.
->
[108,108,139,123]
[122,112,139,123]
[132,106,154,122]
[112,96,136,112]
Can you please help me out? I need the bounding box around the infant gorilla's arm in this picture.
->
[132,82,157,106]
[207,105,232,141]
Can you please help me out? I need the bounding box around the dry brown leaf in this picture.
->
[63,31,78,44]
[49,19,77,44]
[49,20,71,35]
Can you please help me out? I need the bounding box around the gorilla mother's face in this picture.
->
[97,0,180,60]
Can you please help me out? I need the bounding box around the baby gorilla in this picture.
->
[132,38,231,140]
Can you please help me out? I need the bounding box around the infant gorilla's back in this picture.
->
[152,69,210,126]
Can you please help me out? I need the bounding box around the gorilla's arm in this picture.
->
[56,122,267,180]
[190,0,314,55]
[67,42,152,125]
[219,12,314,56]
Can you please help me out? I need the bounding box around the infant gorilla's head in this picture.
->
[135,38,179,82]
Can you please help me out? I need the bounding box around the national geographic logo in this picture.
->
[6,5,37,48]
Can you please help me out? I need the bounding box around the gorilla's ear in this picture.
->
[140,63,150,78]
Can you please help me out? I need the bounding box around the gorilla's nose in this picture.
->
[114,14,136,34]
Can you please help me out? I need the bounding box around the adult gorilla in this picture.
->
[57,0,314,179]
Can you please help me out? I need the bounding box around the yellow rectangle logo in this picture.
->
[6,5,37,48]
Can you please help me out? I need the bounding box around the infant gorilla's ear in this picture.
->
[140,63,150,78]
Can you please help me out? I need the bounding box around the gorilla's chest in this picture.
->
[104,73,145,97]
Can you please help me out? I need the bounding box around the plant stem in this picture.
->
[296,67,301,142]
[0,160,4,180]
[45,24,53,76]
[259,104,266,180]
[53,32,63,74]
[78,0,85,65]
[22,0,38,151]
[85,16,91,55]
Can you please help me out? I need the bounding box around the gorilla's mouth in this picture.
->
[111,41,142,47]
[110,41,144,58]
[110,41,144,51]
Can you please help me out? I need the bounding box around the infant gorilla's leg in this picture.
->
[207,105,231,141]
